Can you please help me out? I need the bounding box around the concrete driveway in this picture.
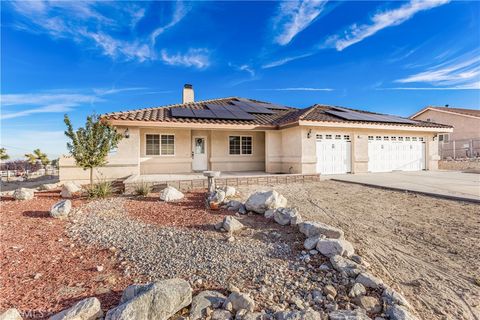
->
[323,171,480,202]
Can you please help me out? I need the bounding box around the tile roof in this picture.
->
[422,106,480,118]
[102,98,451,129]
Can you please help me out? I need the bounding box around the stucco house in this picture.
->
[59,85,452,182]
[410,106,480,158]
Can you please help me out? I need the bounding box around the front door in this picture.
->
[192,136,207,171]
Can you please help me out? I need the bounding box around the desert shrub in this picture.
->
[134,182,151,197]
[86,180,113,199]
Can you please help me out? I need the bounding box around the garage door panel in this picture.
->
[368,136,425,172]
[316,136,351,174]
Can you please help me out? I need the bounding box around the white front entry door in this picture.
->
[316,134,352,174]
[192,136,207,171]
[368,136,426,172]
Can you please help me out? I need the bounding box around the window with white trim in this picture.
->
[343,135,350,141]
[326,134,332,139]
[146,134,175,155]
[368,136,374,140]
[439,134,449,142]
[229,136,252,155]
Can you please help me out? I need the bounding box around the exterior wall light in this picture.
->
[124,128,130,139]
[307,129,312,139]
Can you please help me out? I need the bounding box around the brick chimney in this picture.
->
[182,84,194,104]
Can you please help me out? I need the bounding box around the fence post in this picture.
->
[453,140,456,159]
[470,139,474,159]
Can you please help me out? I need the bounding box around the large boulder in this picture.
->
[356,272,384,289]
[316,238,354,258]
[303,235,322,250]
[274,310,322,319]
[386,304,420,320]
[223,292,255,313]
[298,221,344,239]
[190,290,226,320]
[226,200,243,211]
[105,279,192,320]
[382,287,411,309]
[13,188,35,200]
[353,296,382,313]
[222,216,244,233]
[210,190,226,204]
[273,208,301,226]
[50,297,103,320]
[222,186,236,197]
[329,309,370,320]
[211,310,232,320]
[0,308,22,320]
[244,190,287,214]
[61,182,81,198]
[349,283,366,298]
[159,186,184,202]
[330,255,365,277]
[119,284,151,304]
[40,183,60,191]
[50,200,72,219]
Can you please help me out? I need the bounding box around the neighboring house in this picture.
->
[410,106,480,158]
[59,85,451,182]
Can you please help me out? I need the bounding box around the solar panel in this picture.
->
[264,103,289,110]
[325,107,417,124]
[192,109,217,119]
[171,108,195,118]
[205,104,238,119]
[234,99,275,114]
[229,101,260,113]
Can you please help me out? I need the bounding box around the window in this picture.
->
[368,136,374,140]
[412,137,418,141]
[343,135,350,141]
[376,136,382,141]
[439,134,449,142]
[383,136,389,140]
[398,137,404,141]
[229,136,252,155]
[419,137,424,142]
[146,134,174,156]
[391,136,397,141]
[326,134,332,139]
[335,134,342,140]
[316,134,323,139]
[405,137,411,141]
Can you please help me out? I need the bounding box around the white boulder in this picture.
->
[274,310,322,319]
[50,200,72,219]
[329,309,370,320]
[386,304,420,320]
[105,279,192,320]
[222,216,244,233]
[244,190,287,214]
[354,296,382,313]
[349,283,366,298]
[316,238,354,258]
[222,186,236,197]
[356,272,384,289]
[382,287,411,309]
[211,310,232,320]
[303,235,322,250]
[298,221,344,239]
[190,290,226,320]
[273,208,301,226]
[50,297,103,320]
[223,292,255,313]
[159,186,184,202]
[330,255,365,277]
[40,183,60,191]
[13,188,35,200]
[0,308,22,320]
[61,182,81,198]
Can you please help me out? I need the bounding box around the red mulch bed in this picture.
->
[0,191,135,319]
[124,191,231,229]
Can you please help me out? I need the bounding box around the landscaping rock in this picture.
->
[159,186,184,202]
[190,290,226,320]
[222,186,236,197]
[274,310,322,319]
[13,188,35,200]
[354,296,382,313]
[119,283,151,304]
[211,190,226,204]
[105,278,192,320]
[298,221,344,239]
[303,235,321,250]
[330,255,364,277]
[349,283,366,298]
[329,309,370,320]
[61,182,81,198]
[316,238,354,258]
[211,309,232,320]
[244,190,287,214]
[382,287,411,309]
[40,183,59,191]
[223,292,255,312]
[0,308,22,320]
[324,284,337,298]
[50,200,72,219]
[386,304,419,320]
[227,200,243,211]
[223,216,244,233]
[242,312,265,320]
[273,207,301,226]
[264,209,275,219]
[50,297,103,320]
[356,272,384,289]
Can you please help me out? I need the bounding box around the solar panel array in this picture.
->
[325,106,417,124]
[169,98,286,121]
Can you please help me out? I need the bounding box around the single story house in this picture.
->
[59,85,452,182]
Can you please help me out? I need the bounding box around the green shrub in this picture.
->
[86,180,113,199]
[134,182,151,197]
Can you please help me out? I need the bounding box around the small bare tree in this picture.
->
[64,114,123,186]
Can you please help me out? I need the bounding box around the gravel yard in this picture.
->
[236,181,480,320]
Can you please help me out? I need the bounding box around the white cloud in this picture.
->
[379,84,480,90]
[327,0,450,51]
[160,49,210,69]
[150,1,191,46]
[272,0,327,46]
[257,87,333,91]
[262,52,314,69]
[395,51,480,89]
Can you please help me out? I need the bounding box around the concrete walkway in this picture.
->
[322,171,480,202]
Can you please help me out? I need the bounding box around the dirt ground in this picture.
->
[237,181,480,320]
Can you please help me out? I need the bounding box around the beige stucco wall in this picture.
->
[59,126,140,182]
[412,110,480,141]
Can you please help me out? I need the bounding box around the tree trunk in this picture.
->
[90,167,93,187]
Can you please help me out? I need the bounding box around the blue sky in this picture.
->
[1,0,479,159]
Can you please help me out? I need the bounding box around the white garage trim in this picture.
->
[368,135,426,172]
[316,134,352,174]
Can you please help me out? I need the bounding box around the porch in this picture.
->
[123,171,320,193]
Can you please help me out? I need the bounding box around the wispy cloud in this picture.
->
[394,51,480,89]
[257,87,333,91]
[326,0,450,51]
[272,0,328,46]
[262,52,314,69]
[378,84,480,90]
[161,49,210,69]
[8,1,206,68]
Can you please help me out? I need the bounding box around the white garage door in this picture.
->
[368,135,426,172]
[316,134,352,174]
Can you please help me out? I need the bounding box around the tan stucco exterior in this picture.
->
[59,121,450,182]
